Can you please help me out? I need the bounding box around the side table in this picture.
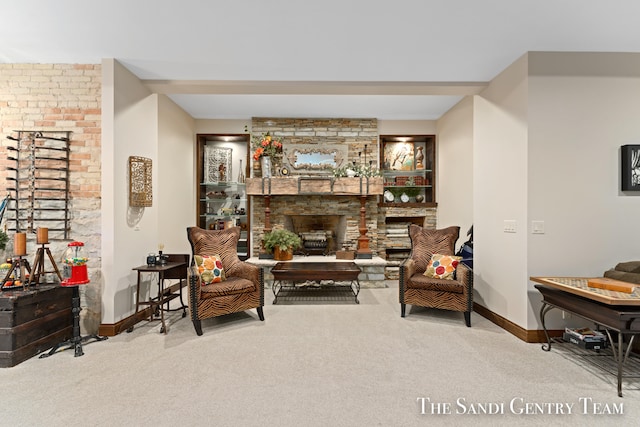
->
[132,257,188,334]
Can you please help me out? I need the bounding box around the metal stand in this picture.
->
[1,256,31,289]
[28,243,63,286]
[39,285,107,358]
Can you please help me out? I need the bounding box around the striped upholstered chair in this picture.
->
[399,224,473,327]
[186,226,264,335]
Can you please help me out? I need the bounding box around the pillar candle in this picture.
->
[14,232,26,256]
[37,227,49,244]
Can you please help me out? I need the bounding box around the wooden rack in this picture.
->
[5,130,71,240]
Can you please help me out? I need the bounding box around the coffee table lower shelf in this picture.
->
[270,262,361,304]
[273,282,360,304]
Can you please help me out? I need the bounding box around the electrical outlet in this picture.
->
[503,220,517,233]
[532,220,545,234]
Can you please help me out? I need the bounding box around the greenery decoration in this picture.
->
[331,163,382,178]
[263,229,302,253]
[388,186,421,198]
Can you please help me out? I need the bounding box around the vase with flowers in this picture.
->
[252,132,283,177]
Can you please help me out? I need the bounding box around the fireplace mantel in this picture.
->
[246,176,383,196]
[247,176,382,259]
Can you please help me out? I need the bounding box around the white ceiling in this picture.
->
[2,0,640,120]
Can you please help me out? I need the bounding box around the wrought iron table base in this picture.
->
[538,297,638,398]
[39,285,107,358]
[272,280,360,304]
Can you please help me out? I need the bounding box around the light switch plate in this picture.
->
[532,220,545,234]
[503,220,517,233]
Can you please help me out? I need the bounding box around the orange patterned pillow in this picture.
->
[423,254,462,280]
[194,254,226,285]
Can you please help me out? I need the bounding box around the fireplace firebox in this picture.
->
[284,215,346,256]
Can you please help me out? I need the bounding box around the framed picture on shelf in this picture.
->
[383,142,414,171]
[621,144,640,191]
[204,146,232,183]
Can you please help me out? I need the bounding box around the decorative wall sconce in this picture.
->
[128,156,153,207]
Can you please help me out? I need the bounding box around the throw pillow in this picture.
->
[424,254,462,280]
[194,254,226,285]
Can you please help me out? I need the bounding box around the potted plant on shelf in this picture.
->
[263,229,302,261]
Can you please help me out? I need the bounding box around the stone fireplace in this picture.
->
[251,195,379,256]
[249,117,381,257]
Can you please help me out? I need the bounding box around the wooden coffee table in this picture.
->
[271,262,361,304]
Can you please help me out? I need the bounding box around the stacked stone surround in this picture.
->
[251,117,379,158]
[250,117,380,255]
[0,63,102,333]
[252,195,380,254]
[377,206,437,257]
[378,206,437,279]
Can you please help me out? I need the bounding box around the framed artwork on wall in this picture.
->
[621,144,640,191]
[382,141,414,171]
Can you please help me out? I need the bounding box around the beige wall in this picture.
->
[102,59,157,322]
[195,119,251,135]
[526,52,640,329]
[102,61,198,323]
[436,96,473,236]
[157,94,196,254]
[443,52,640,331]
[378,120,437,135]
[473,53,530,328]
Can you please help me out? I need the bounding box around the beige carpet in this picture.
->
[2,283,639,427]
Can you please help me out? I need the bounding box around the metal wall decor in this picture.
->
[204,146,232,183]
[128,156,153,207]
[5,130,71,240]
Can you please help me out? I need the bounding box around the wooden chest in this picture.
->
[0,285,73,367]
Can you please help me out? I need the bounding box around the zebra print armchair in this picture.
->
[399,224,473,327]
[186,226,264,335]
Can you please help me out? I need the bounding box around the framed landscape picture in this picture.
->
[621,144,640,191]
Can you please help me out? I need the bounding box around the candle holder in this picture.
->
[28,238,63,286]
[1,255,31,291]
[14,232,26,256]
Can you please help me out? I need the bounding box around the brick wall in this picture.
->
[0,63,102,333]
